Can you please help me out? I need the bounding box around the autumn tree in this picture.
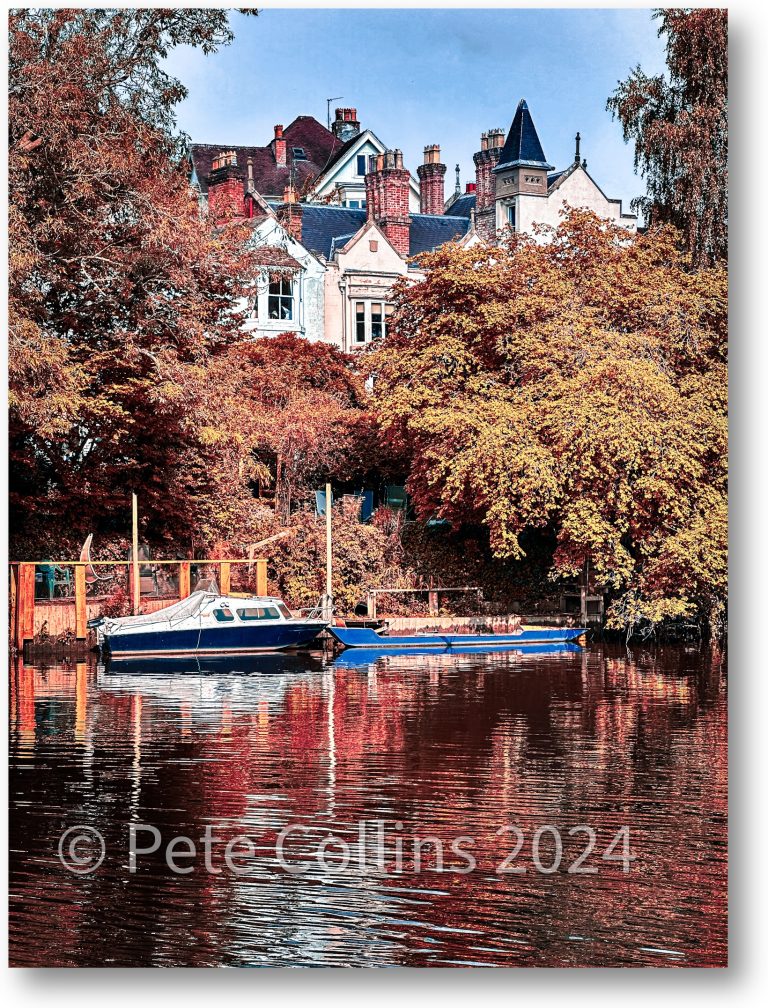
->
[370,212,727,634]
[607,8,727,267]
[211,333,384,525]
[8,9,259,555]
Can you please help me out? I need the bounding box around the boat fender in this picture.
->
[333,617,347,627]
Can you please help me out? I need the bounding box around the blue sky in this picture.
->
[164,7,668,210]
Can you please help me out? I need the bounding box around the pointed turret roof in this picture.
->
[494,99,554,172]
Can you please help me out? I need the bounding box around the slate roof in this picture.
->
[296,205,367,258]
[495,99,554,172]
[447,192,476,218]
[269,203,470,260]
[190,117,342,199]
[409,214,469,255]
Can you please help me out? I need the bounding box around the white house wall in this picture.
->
[238,217,328,344]
[508,167,636,236]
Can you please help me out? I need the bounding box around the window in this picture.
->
[370,302,383,340]
[356,154,367,176]
[276,603,293,620]
[237,606,280,621]
[292,147,307,160]
[355,301,366,344]
[348,200,360,209]
[507,203,516,231]
[385,303,395,333]
[246,294,258,320]
[213,606,234,622]
[268,277,294,320]
[354,301,394,345]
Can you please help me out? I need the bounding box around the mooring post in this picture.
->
[219,561,231,595]
[10,564,18,651]
[17,563,35,652]
[255,559,267,597]
[179,561,191,599]
[131,493,140,615]
[428,590,439,616]
[74,563,87,640]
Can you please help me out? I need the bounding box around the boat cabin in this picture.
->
[205,596,296,623]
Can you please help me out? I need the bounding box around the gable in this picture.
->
[549,165,635,221]
[336,222,406,272]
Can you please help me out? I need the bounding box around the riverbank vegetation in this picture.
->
[9,9,727,638]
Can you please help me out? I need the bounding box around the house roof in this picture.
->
[297,205,368,258]
[447,192,476,218]
[409,214,469,255]
[270,203,470,260]
[190,117,342,198]
[495,99,554,172]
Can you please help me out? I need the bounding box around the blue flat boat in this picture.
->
[93,591,328,658]
[328,625,587,650]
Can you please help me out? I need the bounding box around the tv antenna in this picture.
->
[326,96,343,130]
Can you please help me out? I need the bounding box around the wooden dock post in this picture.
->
[74,563,87,640]
[428,590,439,616]
[131,493,140,615]
[16,563,35,652]
[179,561,191,599]
[219,561,231,595]
[255,559,267,597]
[10,564,18,650]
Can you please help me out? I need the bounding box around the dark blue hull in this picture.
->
[328,625,587,650]
[104,621,327,657]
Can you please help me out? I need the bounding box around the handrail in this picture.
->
[7,558,262,565]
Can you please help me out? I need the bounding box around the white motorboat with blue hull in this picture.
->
[93,592,328,658]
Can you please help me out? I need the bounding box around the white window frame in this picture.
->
[353,300,394,345]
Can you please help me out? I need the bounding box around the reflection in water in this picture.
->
[9,645,726,967]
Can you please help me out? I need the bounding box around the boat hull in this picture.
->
[103,621,328,658]
[328,626,587,649]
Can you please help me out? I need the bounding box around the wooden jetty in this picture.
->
[8,558,268,656]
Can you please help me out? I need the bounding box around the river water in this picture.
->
[9,644,727,968]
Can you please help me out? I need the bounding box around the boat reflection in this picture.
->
[99,651,325,678]
[332,641,584,669]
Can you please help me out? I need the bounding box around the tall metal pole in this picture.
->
[325,482,333,619]
[131,492,140,615]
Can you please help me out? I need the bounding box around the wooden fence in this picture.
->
[8,558,267,652]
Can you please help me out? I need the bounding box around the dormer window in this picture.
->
[268,277,294,320]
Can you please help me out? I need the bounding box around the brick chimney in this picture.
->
[277,184,303,242]
[332,107,361,143]
[473,128,505,240]
[364,150,411,257]
[417,144,447,215]
[207,150,245,225]
[272,124,286,167]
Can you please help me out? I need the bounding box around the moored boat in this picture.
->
[328,624,587,650]
[92,592,328,657]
